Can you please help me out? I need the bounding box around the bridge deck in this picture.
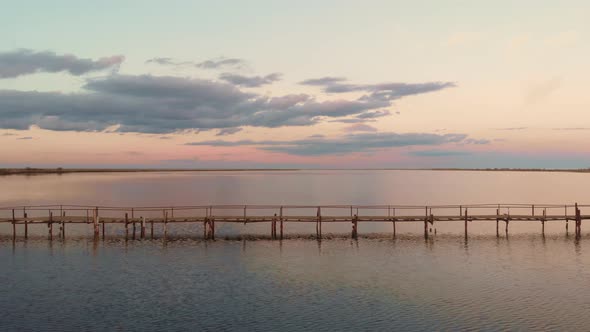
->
[0,204,587,240]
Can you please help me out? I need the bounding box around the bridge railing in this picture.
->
[0,203,585,220]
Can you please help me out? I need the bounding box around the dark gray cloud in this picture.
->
[0,49,124,78]
[408,149,472,157]
[218,72,282,87]
[185,132,474,156]
[356,110,391,119]
[0,74,381,133]
[196,57,246,69]
[464,138,491,144]
[17,136,33,140]
[330,118,375,124]
[216,127,243,136]
[299,77,347,86]
[300,76,456,100]
[146,56,247,70]
[146,57,175,65]
[0,70,454,134]
[329,109,390,123]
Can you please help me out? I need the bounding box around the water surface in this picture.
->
[1,170,589,331]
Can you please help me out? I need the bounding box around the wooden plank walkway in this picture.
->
[0,203,588,240]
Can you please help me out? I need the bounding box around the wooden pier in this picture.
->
[0,203,588,240]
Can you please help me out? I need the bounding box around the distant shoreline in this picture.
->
[1,167,590,176]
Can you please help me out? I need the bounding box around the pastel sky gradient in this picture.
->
[1,0,589,168]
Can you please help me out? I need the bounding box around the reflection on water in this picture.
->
[1,171,590,330]
[1,236,589,331]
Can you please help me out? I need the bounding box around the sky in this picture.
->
[0,0,589,169]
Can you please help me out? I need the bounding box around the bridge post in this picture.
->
[125,213,129,240]
[424,207,429,239]
[279,206,283,240]
[496,208,499,237]
[275,213,278,239]
[274,214,278,239]
[23,206,29,239]
[94,207,100,239]
[24,212,28,239]
[352,214,358,239]
[62,211,66,240]
[11,209,15,241]
[392,208,396,238]
[464,208,468,238]
[49,211,53,240]
[210,216,215,240]
[565,205,569,234]
[164,210,168,241]
[317,207,322,240]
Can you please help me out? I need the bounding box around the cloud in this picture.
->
[300,76,456,98]
[355,110,391,119]
[146,57,175,65]
[408,149,472,157]
[216,127,243,136]
[299,77,347,86]
[146,56,247,70]
[145,57,192,66]
[218,72,282,87]
[329,109,390,123]
[1,132,17,136]
[17,136,33,140]
[0,49,124,78]
[185,132,476,156]
[159,136,172,139]
[343,123,378,132]
[330,118,374,124]
[196,57,246,69]
[464,138,491,144]
[0,77,352,132]
[0,71,454,134]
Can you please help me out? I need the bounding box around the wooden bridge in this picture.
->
[0,203,588,240]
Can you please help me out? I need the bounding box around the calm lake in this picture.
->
[1,170,589,330]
